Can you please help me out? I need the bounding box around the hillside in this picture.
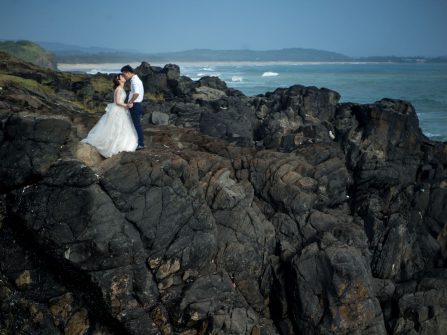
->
[151,48,352,62]
[46,44,351,63]
[42,42,447,64]
[0,40,57,69]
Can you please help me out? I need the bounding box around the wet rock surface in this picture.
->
[0,53,446,334]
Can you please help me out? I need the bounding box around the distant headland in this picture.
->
[1,40,446,68]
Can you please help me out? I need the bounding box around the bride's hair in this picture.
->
[113,75,121,89]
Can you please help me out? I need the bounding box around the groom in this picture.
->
[121,65,145,150]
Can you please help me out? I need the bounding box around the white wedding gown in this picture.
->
[81,88,138,158]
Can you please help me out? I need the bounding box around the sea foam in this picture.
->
[197,72,221,77]
[262,71,279,77]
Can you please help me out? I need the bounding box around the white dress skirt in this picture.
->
[81,88,138,158]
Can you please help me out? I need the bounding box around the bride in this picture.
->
[81,74,138,157]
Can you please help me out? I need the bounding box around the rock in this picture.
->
[163,64,180,81]
[151,111,170,126]
[14,270,32,290]
[171,102,204,128]
[0,220,115,334]
[335,100,447,282]
[175,76,198,97]
[178,273,259,334]
[388,271,447,334]
[288,240,386,334]
[1,52,446,335]
[198,76,228,91]
[0,113,72,192]
[64,308,89,335]
[254,85,340,151]
[75,142,104,167]
[49,293,75,326]
[199,96,257,147]
[192,86,227,101]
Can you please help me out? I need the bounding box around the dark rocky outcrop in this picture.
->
[0,53,446,335]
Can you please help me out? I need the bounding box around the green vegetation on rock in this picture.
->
[90,76,113,94]
[0,52,113,113]
[0,74,55,96]
[144,92,164,102]
[0,40,58,70]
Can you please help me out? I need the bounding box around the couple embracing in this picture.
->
[81,65,145,158]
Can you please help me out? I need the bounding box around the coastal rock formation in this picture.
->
[0,53,446,335]
[0,40,58,70]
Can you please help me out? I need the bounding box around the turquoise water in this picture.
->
[181,62,447,141]
[61,62,447,141]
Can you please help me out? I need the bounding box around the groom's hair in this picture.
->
[121,65,135,73]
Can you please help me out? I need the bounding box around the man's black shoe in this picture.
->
[136,145,145,151]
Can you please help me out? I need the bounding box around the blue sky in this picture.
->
[1,0,446,57]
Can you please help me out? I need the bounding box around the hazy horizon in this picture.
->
[1,0,446,58]
[23,42,447,59]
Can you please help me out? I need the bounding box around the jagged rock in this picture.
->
[162,64,180,81]
[254,85,340,151]
[1,52,446,335]
[175,76,198,97]
[335,100,446,282]
[192,86,227,101]
[171,102,204,128]
[373,278,396,302]
[0,219,115,335]
[387,270,447,334]
[198,76,228,91]
[288,239,386,334]
[0,113,72,192]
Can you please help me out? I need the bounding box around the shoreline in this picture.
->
[57,62,141,72]
[57,61,447,142]
[57,60,390,72]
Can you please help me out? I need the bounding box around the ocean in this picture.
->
[59,62,447,141]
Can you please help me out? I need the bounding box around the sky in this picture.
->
[1,0,446,57]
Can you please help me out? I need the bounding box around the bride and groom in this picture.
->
[81,65,145,158]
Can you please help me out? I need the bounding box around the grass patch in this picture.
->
[71,100,104,113]
[59,72,86,83]
[90,77,113,94]
[145,92,164,102]
[0,74,55,96]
